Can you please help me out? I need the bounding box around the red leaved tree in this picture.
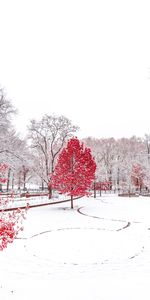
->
[51,137,96,208]
[0,164,28,250]
[131,163,146,192]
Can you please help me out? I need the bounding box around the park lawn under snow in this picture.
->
[1,194,150,299]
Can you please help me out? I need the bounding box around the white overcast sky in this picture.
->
[0,0,150,139]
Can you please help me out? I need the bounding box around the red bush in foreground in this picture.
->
[0,164,28,250]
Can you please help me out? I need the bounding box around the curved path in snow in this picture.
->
[77,206,131,231]
[3,195,148,282]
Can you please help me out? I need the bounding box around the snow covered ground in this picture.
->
[1,194,150,299]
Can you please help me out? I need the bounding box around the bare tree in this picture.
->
[0,87,16,131]
[0,88,40,192]
[28,114,79,197]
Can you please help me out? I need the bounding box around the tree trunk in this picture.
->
[109,170,112,190]
[117,167,120,192]
[23,178,26,191]
[7,168,11,192]
[23,171,26,191]
[41,179,44,191]
[48,183,52,199]
[11,173,14,190]
[94,181,96,198]
[71,195,73,209]
[99,182,101,196]
[18,171,21,190]
[70,156,74,208]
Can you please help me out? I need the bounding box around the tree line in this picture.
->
[0,87,150,194]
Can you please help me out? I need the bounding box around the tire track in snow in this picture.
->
[77,206,131,231]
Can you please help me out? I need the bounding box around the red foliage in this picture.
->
[0,164,7,183]
[131,164,146,189]
[51,137,96,200]
[0,164,28,250]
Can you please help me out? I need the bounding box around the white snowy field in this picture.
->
[1,194,150,299]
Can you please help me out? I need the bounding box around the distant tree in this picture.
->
[52,137,96,208]
[82,137,105,181]
[144,134,150,163]
[83,136,146,193]
[83,137,116,189]
[0,88,30,173]
[131,163,146,192]
[0,88,32,190]
[0,87,16,131]
[28,114,79,197]
[0,88,19,163]
[0,164,28,250]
